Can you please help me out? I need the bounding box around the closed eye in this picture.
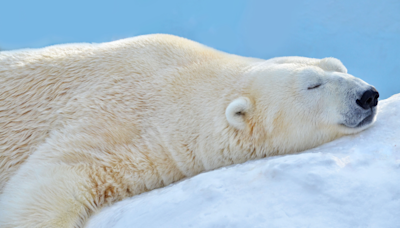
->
[307,84,322,90]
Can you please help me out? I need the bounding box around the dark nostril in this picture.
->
[356,88,379,110]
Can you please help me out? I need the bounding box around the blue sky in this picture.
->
[1,0,399,98]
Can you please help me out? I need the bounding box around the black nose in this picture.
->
[356,88,379,109]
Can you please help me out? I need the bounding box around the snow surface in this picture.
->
[86,94,400,228]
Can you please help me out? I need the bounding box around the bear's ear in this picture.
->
[225,97,252,130]
[318,57,347,73]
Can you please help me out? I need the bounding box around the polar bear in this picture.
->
[0,34,379,228]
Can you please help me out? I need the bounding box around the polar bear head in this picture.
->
[225,57,378,153]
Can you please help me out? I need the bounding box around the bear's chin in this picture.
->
[339,111,377,134]
[355,114,374,128]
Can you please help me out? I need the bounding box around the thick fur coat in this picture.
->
[0,34,377,227]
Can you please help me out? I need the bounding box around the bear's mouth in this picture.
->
[340,108,376,129]
[355,114,373,128]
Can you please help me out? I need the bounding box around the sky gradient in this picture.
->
[1,0,399,98]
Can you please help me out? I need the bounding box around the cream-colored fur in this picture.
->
[0,34,377,228]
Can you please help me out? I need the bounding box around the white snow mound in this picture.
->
[86,94,400,228]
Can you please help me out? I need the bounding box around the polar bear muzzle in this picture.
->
[342,87,379,130]
[356,88,379,110]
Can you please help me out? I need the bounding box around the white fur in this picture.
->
[0,34,377,228]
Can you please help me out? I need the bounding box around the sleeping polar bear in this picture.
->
[0,34,379,227]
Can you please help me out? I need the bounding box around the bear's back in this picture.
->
[0,34,240,193]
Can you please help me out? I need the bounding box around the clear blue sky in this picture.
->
[1,0,399,99]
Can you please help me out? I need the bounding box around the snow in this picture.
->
[86,94,400,228]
